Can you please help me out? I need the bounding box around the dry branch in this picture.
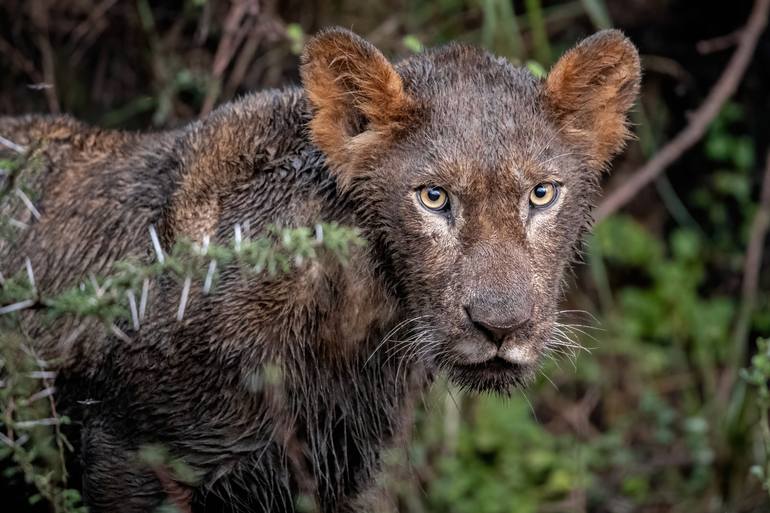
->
[595,0,770,222]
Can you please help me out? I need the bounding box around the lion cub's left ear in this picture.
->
[545,29,641,169]
[301,28,414,186]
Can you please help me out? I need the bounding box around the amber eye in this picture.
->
[529,182,559,208]
[418,186,449,211]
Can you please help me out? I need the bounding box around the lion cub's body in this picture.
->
[0,27,640,513]
[1,90,415,512]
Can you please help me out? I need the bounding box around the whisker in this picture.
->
[557,309,601,323]
[517,389,539,424]
[538,369,559,391]
[364,315,429,365]
[556,321,605,332]
[550,337,589,353]
[555,323,600,343]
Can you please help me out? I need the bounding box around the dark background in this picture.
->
[1,1,770,512]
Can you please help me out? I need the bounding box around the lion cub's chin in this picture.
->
[443,355,539,394]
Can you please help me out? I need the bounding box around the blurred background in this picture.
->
[1,0,770,512]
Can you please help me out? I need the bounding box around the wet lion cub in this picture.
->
[0,28,639,513]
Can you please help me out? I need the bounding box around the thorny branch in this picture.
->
[595,0,770,222]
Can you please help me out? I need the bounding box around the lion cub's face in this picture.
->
[302,28,640,392]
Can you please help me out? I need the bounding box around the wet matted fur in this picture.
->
[0,28,640,512]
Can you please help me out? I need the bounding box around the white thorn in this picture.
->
[126,289,139,330]
[201,234,210,254]
[24,257,35,291]
[27,387,56,403]
[149,225,164,263]
[203,260,217,294]
[139,278,149,320]
[177,276,191,321]
[89,274,103,297]
[59,324,86,349]
[0,134,26,154]
[14,189,41,220]
[315,223,323,244]
[26,83,53,90]
[14,418,62,429]
[234,223,242,252]
[111,324,132,343]
[27,371,57,379]
[9,218,28,230]
[0,299,36,315]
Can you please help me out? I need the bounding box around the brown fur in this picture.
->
[544,30,641,168]
[0,28,640,513]
[301,28,418,187]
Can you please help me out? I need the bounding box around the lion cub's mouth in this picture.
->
[447,356,534,393]
[453,356,519,373]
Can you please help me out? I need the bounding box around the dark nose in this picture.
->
[465,296,533,346]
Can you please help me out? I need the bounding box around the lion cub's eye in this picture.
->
[418,186,449,212]
[529,182,559,208]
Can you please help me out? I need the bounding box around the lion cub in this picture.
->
[0,28,639,512]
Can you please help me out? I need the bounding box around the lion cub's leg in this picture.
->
[80,421,185,513]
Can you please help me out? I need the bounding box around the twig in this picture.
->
[0,35,43,83]
[595,0,770,222]
[27,344,69,483]
[199,0,259,115]
[29,4,60,113]
[69,0,119,49]
[717,149,770,405]
[697,28,744,54]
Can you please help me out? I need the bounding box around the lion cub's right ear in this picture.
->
[301,28,415,187]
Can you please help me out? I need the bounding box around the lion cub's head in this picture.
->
[301,28,640,392]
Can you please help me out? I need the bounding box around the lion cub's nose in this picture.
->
[465,298,533,347]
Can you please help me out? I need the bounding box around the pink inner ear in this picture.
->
[545,30,641,169]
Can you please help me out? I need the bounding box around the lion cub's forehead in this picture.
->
[404,106,566,196]
[399,45,544,120]
[398,47,566,182]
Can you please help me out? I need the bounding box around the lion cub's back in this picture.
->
[0,115,183,368]
[0,115,179,289]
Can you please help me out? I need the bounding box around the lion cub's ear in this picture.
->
[545,29,641,169]
[301,28,414,185]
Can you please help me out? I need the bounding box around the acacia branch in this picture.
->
[595,0,770,222]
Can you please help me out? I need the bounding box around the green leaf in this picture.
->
[403,35,424,53]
